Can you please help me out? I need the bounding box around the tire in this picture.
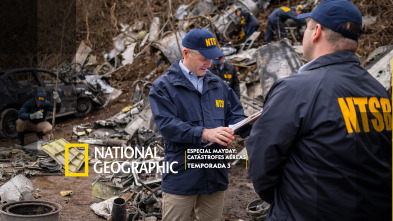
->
[75,98,93,117]
[0,108,18,139]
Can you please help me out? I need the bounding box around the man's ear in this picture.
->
[312,24,322,42]
[183,48,189,59]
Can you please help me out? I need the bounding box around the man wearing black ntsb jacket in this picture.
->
[208,56,241,98]
[16,91,61,145]
[246,0,392,220]
[263,5,306,44]
[235,7,259,40]
[149,28,248,221]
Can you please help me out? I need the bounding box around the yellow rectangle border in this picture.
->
[65,143,89,177]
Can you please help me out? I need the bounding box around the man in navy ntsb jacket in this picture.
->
[208,56,241,98]
[149,28,248,221]
[234,7,259,40]
[246,1,392,220]
[17,91,61,145]
[263,5,306,44]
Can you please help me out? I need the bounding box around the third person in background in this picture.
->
[263,5,306,44]
[234,7,259,41]
[17,91,61,145]
[208,56,241,98]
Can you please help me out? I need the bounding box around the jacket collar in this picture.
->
[302,51,360,72]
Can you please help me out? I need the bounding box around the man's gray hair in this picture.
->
[183,47,199,55]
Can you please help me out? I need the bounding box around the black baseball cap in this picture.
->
[36,92,46,105]
[212,56,223,65]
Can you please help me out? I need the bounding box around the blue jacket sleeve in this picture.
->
[18,100,62,121]
[245,79,303,203]
[287,10,306,24]
[149,84,204,146]
[18,102,32,120]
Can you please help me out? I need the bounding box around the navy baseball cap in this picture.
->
[36,92,46,105]
[296,5,304,12]
[297,0,362,40]
[212,56,222,65]
[182,28,224,59]
[234,6,242,12]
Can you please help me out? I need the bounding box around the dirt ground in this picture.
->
[0,107,258,221]
[26,155,257,221]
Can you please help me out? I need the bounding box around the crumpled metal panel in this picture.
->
[257,0,271,10]
[72,40,92,66]
[237,0,259,16]
[84,75,123,108]
[90,196,118,218]
[365,46,393,92]
[41,138,85,173]
[226,48,257,65]
[212,8,239,41]
[84,75,115,94]
[0,174,35,203]
[175,4,189,20]
[148,17,160,42]
[257,39,303,100]
[125,101,153,137]
[189,0,215,17]
[154,31,186,63]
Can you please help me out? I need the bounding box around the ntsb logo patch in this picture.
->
[216,100,224,108]
[205,38,217,47]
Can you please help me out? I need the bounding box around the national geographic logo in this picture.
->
[65,143,89,177]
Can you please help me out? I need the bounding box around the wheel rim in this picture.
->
[78,103,88,112]
[2,110,18,138]
[4,117,17,135]
[77,99,91,114]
